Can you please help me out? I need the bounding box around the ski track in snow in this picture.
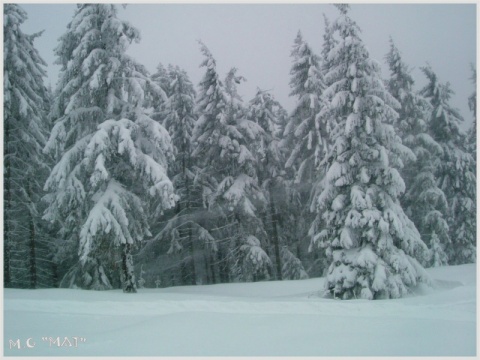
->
[3,264,476,356]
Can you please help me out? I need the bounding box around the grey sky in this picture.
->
[20,3,476,129]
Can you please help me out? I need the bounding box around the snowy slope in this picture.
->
[3,264,476,356]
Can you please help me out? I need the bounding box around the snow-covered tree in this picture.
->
[161,65,197,179]
[280,32,330,277]
[283,31,326,184]
[310,5,430,300]
[4,4,52,288]
[138,64,206,285]
[467,64,476,157]
[248,89,299,280]
[385,39,450,266]
[192,42,271,282]
[420,65,476,264]
[430,232,448,267]
[281,247,308,280]
[43,4,176,292]
[232,235,272,282]
[321,13,338,76]
[137,264,146,289]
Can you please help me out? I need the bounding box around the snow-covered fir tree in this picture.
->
[43,4,176,292]
[160,65,199,282]
[4,4,53,288]
[283,31,326,183]
[420,65,476,264]
[310,5,430,300]
[467,64,476,157]
[429,231,448,268]
[138,64,207,286]
[192,42,271,282]
[280,31,329,277]
[281,247,308,280]
[467,66,476,202]
[385,39,450,267]
[248,89,307,280]
[321,13,338,76]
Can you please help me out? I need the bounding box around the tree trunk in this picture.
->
[204,252,211,284]
[218,241,231,283]
[122,243,137,293]
[180,259,188,285]
[4,120,11,288]
[269,187,283,280]
[218,248,226,283]
[27,179,37,289]
[188,227,196,285]
[184,160,196,285]
[209,251,217,284]
[52,262,59,288]
[4,236,11,288]
[29,214,37,289]
[202,250,212,285]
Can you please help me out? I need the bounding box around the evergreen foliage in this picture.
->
[4,4,475,298]
[310,7,429,299]
[248,89,300,280]
[281,247,308,280]
[385,39,450,267]
[137,64,205,286]
[43,4,176,292]
[283,31,326,182]
[281,32,329,278]
[467,64,476,156]
[420,65,476,265]
[4,4,52,288]
[193,43,271,282]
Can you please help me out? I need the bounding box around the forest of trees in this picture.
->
[4,4,476,299]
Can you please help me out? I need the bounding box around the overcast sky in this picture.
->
[20,3,476,129]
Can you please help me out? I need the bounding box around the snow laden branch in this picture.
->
[43,4,177,292]
[309,6,431,300]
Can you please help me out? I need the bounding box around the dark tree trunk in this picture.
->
[209,251,217,284]
[269,186,283,280]
[218,246,230,283]
[4,121,11,288]
[204,252,211,284]
[52,262,59,288]
[188,227,196,285]
[4,237,11,288]
[181,259,188,285]
[122,243,137,293]
[29,214,37,289]
[184,159,196,285]
[27,179,37,289]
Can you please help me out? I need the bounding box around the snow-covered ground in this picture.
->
[3,264,476,356]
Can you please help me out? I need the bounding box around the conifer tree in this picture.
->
[43,4,176,292]
[467,64,476,157]
[193,43,271,282]
[281,247,308,280]
[163,65,198,281]
[385,39,450,267]
[248,89,307,280]
[321,14,338,76]
[138,64,205,285]
[310,5,429,299]
[4,4,52,288]
[283,31,326,184]
[420,65,476,264]
[281,32,328,276]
